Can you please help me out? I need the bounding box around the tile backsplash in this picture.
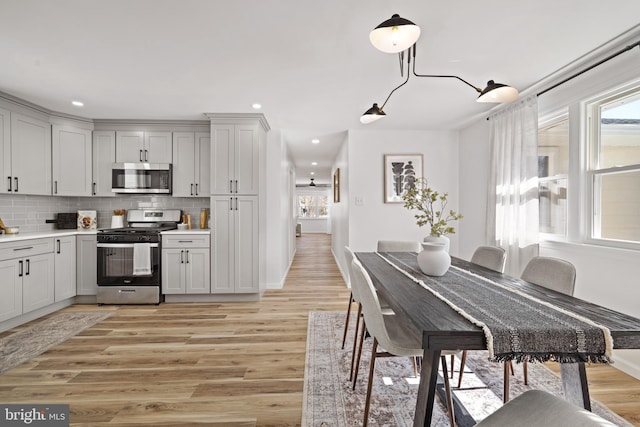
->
[1,194,210,233]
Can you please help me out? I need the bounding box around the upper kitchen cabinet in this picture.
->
[52,124,92,196]
[172,132,210,197]
[209,115,269,195]
[6,112,51,195]
[0,108,9,192]
[115,131,172,163]
[92,131,116,197]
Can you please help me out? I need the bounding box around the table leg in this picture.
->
[560,362,591,411]
[414,349,441,427]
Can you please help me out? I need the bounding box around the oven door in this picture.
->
[97,243,160,286]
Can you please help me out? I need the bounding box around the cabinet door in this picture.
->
[195,132,210,196]
[235,196,259,293]
[235,125,260,195]
[211,196,234,293]
[52,125,92,196]
[210,124,234,194]
[92,131,116,196]
[144,131,172,163]
[54,236,77,301]
[0,107,10,194]
[76,235,97,295]
[115,131,144,163]
[0,259,22,322]
[10,113,52,195]
[185,248,210,293]
[172,132,196,197]
[162,249,186,294]
[22,253,55,313]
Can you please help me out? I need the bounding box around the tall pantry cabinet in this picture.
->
[207,114,269,295]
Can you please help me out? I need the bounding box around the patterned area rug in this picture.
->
[0,311,113,375]
[302,311,631,426]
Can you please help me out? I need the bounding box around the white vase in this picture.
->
[417,242,451,276]
[424,234,450,252]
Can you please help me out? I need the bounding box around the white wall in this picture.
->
[265,129,296,289]
[330,132,350,283]
[346,129,460,253]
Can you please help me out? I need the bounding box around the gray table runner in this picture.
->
[376,252,613,364]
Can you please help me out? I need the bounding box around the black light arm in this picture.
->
[411,43,481,94]
[380,45,412,110]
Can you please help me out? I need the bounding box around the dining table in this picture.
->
[355,251,640,427]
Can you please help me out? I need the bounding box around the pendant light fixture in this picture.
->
[361,14,518,123]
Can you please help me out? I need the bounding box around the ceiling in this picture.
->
[1,1,639,185]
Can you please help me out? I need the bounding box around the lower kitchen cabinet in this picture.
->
[76,234,97,295]
[0,238,55,321]
[162,233,210,294]
[54,236,76,301]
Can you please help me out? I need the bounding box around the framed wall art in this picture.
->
[383,154,423,203]
[333,168,340,203]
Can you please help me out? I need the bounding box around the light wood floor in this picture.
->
[0,233,638,426]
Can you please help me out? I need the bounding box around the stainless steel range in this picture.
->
[96,209,181,304]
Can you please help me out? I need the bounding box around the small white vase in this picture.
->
[424,234,450,252]
[417,242,451,276]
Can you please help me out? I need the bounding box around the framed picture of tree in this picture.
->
[383,154,423,203]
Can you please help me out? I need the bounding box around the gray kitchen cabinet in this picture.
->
[0,238,55,317]
[162,233,210,294]
[6,112,52,195]
[210,196,258,293]
[172,132,210,197]
[92,131,116,196]
[54,236,76,301]
[0,107,10,193]
[115,131,172,163]
[210,123,260,195]
[52,124,92,196]
[76,234,98,295]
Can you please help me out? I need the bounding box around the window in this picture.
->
[538,115,569,236]
[587,85,640,246]
[298,194,328,219]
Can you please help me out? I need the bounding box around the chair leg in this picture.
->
[503,361,510,403]
[509,360,514,375]
[441,355,457,427]
[341,293,353,349]
[352,318,367,390]
[411,357,418,377]
[523,360,528,385]
[457,350,467,389]
[349,303,362,382]
[363,338,379,427]
[450,354,455,379]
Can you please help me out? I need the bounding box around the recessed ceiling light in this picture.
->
[311,162,317,166]
[71,101,84,107]
[311,139,320,144]
[310,172,315,175]
[252,103,262,109]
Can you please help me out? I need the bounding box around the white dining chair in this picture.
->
[503,256,576,403]
[457,246,508,388]
[377,240,422,253]
[351,258,458,427]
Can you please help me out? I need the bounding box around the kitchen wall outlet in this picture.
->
[355,196,364,207]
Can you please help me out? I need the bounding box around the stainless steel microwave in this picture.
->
[112,163,172,194]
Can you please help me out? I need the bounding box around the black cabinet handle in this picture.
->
[180,250,184,264]
[25,259,30,276]
[190,183,194,196]
[229,180,233,193]
[195,183,199,196]
[145,150,148,161]
[139,149,143,162]
[235,180,238,193]
[92,182,96,195]
[18,260,23,277]
[57,239,61,254]
[14,177,18,192]
[7,176,11,192]
[54,180,58,194]
[186,250,189,264]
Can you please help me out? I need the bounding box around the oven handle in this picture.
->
[97,243,159,248]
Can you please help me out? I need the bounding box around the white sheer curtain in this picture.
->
[486,96,539,276]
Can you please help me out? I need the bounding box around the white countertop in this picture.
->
[161,229,211,235]
[0,229,97,243]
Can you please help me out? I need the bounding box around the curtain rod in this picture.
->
[537,40,640,97]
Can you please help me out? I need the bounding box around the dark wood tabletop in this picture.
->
[355,251,640,426]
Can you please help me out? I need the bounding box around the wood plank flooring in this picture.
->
[0,233,638,426]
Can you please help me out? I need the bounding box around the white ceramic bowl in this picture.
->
[177,223,188,230]
[5,226,20,234]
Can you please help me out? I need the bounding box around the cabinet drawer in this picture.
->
[0,238,54,260]
[162,234,210,248]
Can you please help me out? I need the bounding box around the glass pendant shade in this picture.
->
[369,14,421,53]
[477,80,519,103]
[360,103,386,124]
